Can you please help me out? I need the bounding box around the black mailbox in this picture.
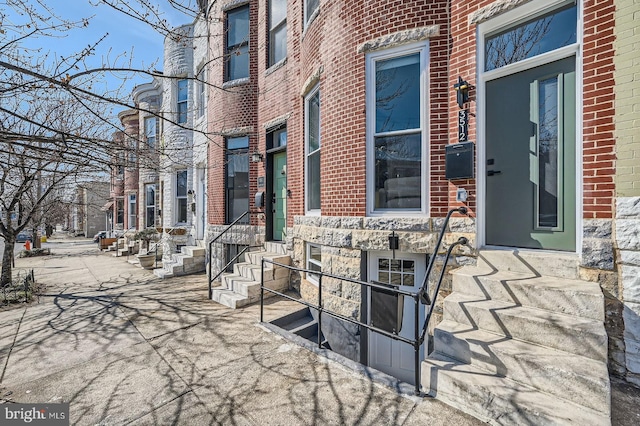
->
[445,141,474,180]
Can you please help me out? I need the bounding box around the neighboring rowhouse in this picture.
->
[72,182,110,238]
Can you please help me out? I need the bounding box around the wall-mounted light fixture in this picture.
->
[453,76,470,109]
[388,231,399,259]
[250,150,264,163]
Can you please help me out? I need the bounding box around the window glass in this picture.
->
[145,184,156,228]
[485,5,577,71]
[269,0,287,66]
[305,0,319,25]
[145,117,157,149]
[226,6,250,81]
[226,136,249,223]
[177,79,188,123]
[197,68,206,117]
[176,170,188,223]
[375,54,420,133]
[128,194,136,229]
[306,89,320,212]
[374,133,421,209]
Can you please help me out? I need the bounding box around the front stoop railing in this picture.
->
[260,207,469,395]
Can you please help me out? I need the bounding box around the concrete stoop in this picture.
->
[422,249,611,425]
[211,242,291,309]
[153,244,205,279]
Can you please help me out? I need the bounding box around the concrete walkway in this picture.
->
[0,238,483,425]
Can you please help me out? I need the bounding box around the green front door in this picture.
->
[486,57,576,251]
[272,151,287,241]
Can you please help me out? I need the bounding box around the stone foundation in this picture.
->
[616,197,640,385]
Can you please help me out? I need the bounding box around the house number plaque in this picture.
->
[458,109,468,142]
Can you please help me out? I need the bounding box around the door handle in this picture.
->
[487,170,502,176]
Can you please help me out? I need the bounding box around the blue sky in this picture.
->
[5,1,196,96]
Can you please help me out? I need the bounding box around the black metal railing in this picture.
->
[208,211,261,299]
[259,207,469,395]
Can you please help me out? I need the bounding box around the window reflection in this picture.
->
[485,5,576,71]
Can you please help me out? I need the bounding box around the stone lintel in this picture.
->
[469,0,534,25]
[357,25,439,54]
[300,66,324,97]
[263,113,291,130]
[220,126,254,137]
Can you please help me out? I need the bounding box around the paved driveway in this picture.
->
[0,238,482,425]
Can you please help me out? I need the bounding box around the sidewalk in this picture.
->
[0,240,483,425]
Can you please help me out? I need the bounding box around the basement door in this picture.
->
[485,56,576,251]
[368,252,426,385]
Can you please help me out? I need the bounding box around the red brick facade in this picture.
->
[205,0,617,236]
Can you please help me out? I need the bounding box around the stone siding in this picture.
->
[617,198,640,385]
[292,216,475,322]
[614,0,640,384]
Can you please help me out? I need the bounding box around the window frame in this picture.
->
[306,243,322,285]
[176,170,188,224]
[145,184,156,228]
[128,193,137,229]
[225,136,250,224]
[304,0,319,29]
[177,79,188,124]
[269,0,287,67]
[116,199,124,225]
[225,5,250,82]
[305,85,321,215]
[197,67,206,118]
[365,42,430,216]
[144,116,157,149]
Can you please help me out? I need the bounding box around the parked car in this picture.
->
[93,231,107,243]
[16,231,32,243]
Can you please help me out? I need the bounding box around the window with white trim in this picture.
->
[226,5,249,81]
[197,67,206,117]
[176,170,188,223]
[145,184,156,228]
[304,0,319,27]
[177,79,188,124]
[305,86,320,214]
[306,243,321,285]
[269,0,287,66]
[144,117,157,149]
[367,43,428,214]
[128,193,136,229]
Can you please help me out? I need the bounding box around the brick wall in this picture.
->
[207,0,259,226]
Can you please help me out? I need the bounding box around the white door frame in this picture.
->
[475,0,583,253]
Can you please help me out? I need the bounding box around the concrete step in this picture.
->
[245,251,291,267]
[476,249,579,280]
[451,266,605,321]
[221,273,289,298]
[182,246,205,257]
[432,320,610,412]
[210,285,278,309]
[442,292,608,362]
[233,262,289,282]
[421,354,610,425]
[264,241,287,255]
[153,268,174,279]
